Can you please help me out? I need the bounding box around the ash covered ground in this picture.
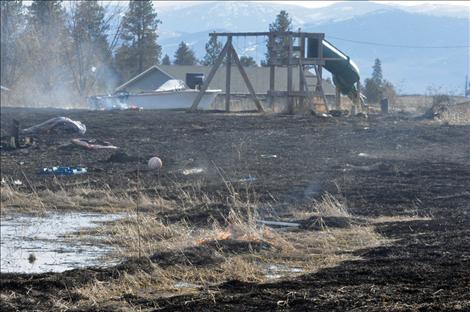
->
[1,107,469,311]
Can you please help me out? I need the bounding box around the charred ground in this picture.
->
[1,107,469,311]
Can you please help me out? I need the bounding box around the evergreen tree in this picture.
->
[115,0,161,81]
[173,41,197,65]
[264,10,292,66]
[66,0,111,97]
[371,58,383,86]
[0,0,25,88]
[24,0,70,102]
[202,33,222,65]
[240,56,257,67]
[364,58,394,104]
[162,54,171,65]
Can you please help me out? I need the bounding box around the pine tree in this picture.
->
[202,34,222,65]
[264,10,292,66]
[0,0,25,88]
[162,54,171,65]
[364,58,393,104]
[173,41,197,65]
[115,0,161,81]
[240,56,257,67]
[371,58,383,86]
[66,0,111,97]
[24,0,70,103]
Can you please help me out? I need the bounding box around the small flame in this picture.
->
[197,224,272,245]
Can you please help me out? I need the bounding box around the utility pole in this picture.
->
[466,75,469,97]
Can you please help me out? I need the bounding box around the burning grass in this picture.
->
[1,179,396,310]
[61,190,391,309]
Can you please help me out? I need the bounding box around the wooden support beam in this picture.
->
[335,86,341,110]
[313,64,329,112]
[298,62,315,112]
[225,36,232,112]
[230,43,264,112]
[269,65,275,109]
[190,40,230,111]
[287,34,293,114]
[299,35,305,108]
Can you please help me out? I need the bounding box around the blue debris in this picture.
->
[41,166,88,176]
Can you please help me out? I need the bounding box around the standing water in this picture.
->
[0,212,122,273]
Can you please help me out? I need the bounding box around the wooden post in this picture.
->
[231,43,264,112]
[269,65,275,109]
[190,40,230,111]
[268,34,275,110]
[299,60,315,112]
[287,34,293,114]
[335,86,341,110]
[313,65,329,112]
[299,35,305,108]
[225,35,232,112]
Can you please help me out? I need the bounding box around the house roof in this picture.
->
[116,65,336,95]
[115,66,174,92]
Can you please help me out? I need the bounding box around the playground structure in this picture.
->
[190,31,366,114]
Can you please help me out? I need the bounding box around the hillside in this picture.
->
[156,1,469,94]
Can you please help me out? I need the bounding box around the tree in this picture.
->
[65,0,112,97]
[264,10,292,65]
[364,78,382,103]
[240,56,257,67]
[0,0,26,89]
[115,0,161,81]
[371,58,383,86]
[173,41,197,65]
[23,0,71,104]
[162,54,171,65]
[202,34,222,65]
[364,58,396,104]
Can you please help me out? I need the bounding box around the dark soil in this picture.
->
[1,108,469,311]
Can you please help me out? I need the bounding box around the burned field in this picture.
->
[1,107,469,311]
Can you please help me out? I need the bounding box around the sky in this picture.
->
[151,0,470,8]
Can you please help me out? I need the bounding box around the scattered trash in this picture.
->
[256,220,300,228]
[238,175,257,182]
[22,117,86,135]
[260,154,278,159]
[363,127,369,130]
[71,138,118,150]
[182,168,205,175]
[13,180,23,186]
[148,156,163,170]
[358,152,371,158]
[41,166,88,176]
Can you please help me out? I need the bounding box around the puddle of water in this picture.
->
[1,212,123,273]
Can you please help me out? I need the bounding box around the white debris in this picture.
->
[260,154,278,159]
[182,168,205,175]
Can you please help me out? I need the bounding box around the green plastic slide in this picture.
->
[308,38,361,97]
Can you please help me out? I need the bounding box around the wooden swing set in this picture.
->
[190,31,345,114]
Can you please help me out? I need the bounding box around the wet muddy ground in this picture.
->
[1,107,469,311]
